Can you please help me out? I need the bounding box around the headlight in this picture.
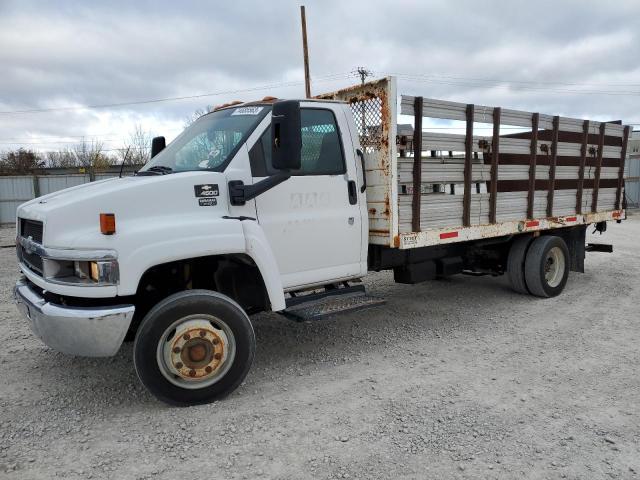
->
[43,259,119,286]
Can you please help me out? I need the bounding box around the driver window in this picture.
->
[249,108,345,177]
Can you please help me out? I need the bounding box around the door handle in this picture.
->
[347,180,357,205]
[356,149,367,193]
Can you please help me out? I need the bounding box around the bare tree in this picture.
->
[129,124,152,164]
[117,124,152,165]
[46,148,77,168]
[0,148,45,174]
[73,139,110,172]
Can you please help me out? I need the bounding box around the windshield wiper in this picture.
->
[136,166,173,176]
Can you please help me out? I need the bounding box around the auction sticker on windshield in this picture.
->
[231,106,264,116]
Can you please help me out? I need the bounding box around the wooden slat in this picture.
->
[576,120,589,214]
[527,113,539,219]
[412,96,423,232]
[591,123,606,212]
[499,178,618,192]
[489,107,501,224]
[546,116,560,217]
[615,126,631,210]
[463,104,474,227]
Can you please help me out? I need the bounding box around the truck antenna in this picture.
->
[119,146,130,178]
[300,5,311,98]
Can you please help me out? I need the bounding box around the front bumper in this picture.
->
[13,277,135,357]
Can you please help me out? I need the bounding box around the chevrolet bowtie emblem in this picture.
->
[24,236,35,255]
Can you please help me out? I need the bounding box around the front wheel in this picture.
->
[133,290,255,406]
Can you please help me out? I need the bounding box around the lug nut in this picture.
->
[205,366,213,373]
[183,333,190,340]
[189,369,196,377]
[214,353,222,360]
[199,330,206,337]
[175,362,183,369]
[173,346,181,354]
[212,338,219,345]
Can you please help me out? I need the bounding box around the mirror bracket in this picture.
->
[229,171,291,206]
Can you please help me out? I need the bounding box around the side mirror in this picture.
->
[271,101,301,170]
[151,136,166,158]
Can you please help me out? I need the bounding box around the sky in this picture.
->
[0,0,639,155]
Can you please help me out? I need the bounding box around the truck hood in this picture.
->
[17,171,231,248]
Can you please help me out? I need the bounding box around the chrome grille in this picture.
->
[18,218,44,276]
[20,218,43,244]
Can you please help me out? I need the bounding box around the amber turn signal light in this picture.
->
[100,213,116,235]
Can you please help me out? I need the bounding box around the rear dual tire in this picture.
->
[508,235,570,298]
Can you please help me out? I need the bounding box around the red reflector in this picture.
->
[100,213,116,235]
[525,220,539,228]
[440,231,459,240]
[565,216,577,222]
[612,211,621,218]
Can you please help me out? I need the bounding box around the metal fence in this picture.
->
[0,173,121,224]
[625,156,640,208]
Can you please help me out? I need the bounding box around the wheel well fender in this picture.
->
[240,220,286,311]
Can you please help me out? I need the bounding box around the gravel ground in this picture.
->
[1,218,639,479]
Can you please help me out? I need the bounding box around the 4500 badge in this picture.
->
[194,184,219,206]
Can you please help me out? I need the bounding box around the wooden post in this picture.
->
[615,126,631,210]
[463,104,474,227]
[591,122,606,212]
[300,6,311,98]
[576,120,589,214]
[489,107,501,224]
[546,116,559,217]
[527,113,539,219]
[412,96,423,232]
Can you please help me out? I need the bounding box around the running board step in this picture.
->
[282,287,385,322]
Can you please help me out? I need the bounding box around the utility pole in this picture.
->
[355,67,372,139]
[300,6,311,98]
[356,67,372,85]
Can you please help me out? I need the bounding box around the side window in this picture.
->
[249,108,345,176]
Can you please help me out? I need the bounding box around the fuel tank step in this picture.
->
[281,285,385,322]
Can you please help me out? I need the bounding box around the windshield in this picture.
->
[140,105,270,173]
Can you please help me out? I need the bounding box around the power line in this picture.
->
[386,72,640,97]
[386,71,640,88]
[0,73,352,116]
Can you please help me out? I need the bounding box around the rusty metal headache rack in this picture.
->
[319,77,630,250]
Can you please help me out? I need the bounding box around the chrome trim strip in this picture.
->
[17,236,117,261]
[13,277,134,357]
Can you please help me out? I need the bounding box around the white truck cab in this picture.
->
[14,78,629,405]
[14,98,371,405]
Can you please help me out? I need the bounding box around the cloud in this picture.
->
[0,0,638,152]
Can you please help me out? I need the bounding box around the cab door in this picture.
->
[250,106,363,289]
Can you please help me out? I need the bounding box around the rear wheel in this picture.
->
[507,235,532,294]
[524,236,570,298]
[133,290,255,406]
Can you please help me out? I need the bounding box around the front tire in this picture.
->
[133,290,255,406]
[524,236,570,298]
